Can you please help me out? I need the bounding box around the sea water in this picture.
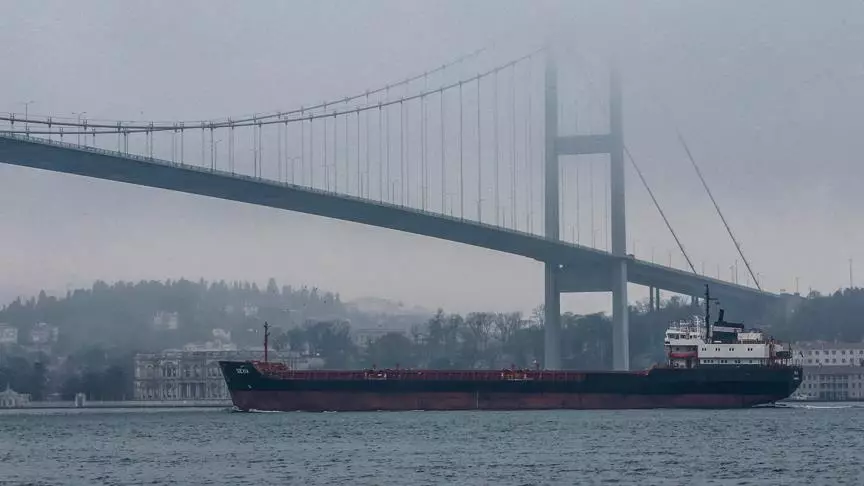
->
[1,404,862,485]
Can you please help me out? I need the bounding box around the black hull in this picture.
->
[219,361,802,412]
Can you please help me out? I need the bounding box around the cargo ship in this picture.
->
[219,287,801,411]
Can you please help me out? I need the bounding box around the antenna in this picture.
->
[263,321,270,363]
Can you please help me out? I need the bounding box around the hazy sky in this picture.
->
[2,1,863,314]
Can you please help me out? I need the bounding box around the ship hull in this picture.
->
[219,361,801,412]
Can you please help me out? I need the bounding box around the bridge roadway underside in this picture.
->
[0,135,775,305]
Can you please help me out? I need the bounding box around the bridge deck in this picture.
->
[0,134,775,303]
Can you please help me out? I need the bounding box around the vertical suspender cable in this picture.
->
[422,91,427,211]
[300,109,305,185]
[211,125,216,170]
[356,110,361,196]
[378,104,384,202]
[477,76,482,223]
[511,64,517,229]
[365,94,371,199]
[334,115,339,192]
[440,89,446,213]
[493,70,499,226]
[332,114,337,192]
[258,122,263,177]
[201,124,206,168]
[459,82,464,219]
[277,121,283,182]
[386,96,391,202]
[344,111,349,193]
[309,116,315,189]
[589,159,595,247]
[170,127,175,163]
[404,99,409,206]
[526,59,533,233]
[323,114,328,191]
[287,120,293,183]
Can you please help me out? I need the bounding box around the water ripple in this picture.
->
[0,406,861,485]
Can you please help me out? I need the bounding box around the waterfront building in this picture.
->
[793,366,864,401]
[133,348,321,401]
[0,385,30,408]
[789,342,864,401]
[791,342,864,367]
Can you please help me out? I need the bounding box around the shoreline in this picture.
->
[2,399,232,410]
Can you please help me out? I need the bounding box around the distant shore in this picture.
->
[4,399,232,410]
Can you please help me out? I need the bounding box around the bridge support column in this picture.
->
[609,66,629,371]
[649,286,655,312]
[543,46,562,370]
[544,264,561,369]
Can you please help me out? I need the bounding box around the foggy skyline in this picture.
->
[2,1,863,314]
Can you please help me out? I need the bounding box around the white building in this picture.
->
[242,303,259,318]
[0,324,18,345]
[151,311,179,331]
[789,342,864,401]
[793,366,864,401]
[0,385,30,408]
[792,342,864,367]
[30,322,59,344]
[133,349,321,401]
[351,326,409,347]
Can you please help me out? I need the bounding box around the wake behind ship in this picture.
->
[219,288,802,411]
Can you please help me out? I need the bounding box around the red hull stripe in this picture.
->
[229,390,782,411]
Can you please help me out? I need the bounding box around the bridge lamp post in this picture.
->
[213,139,222,170]
[72,111,87,145]
[287,156,302,184]
[19,100,35,137]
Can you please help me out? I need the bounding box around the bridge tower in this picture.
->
[543,48,629,371]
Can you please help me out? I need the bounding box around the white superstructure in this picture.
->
[664,313,791,369]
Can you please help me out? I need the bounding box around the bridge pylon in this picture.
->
[543,48,629,371]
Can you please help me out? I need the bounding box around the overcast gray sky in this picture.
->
[1,1,863,314]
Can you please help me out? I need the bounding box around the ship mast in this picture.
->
[703,285,718,343]
[263,321,270,363]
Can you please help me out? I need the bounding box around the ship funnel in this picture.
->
[718,309,725,323]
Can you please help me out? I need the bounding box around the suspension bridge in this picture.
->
[0,43,779,371]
